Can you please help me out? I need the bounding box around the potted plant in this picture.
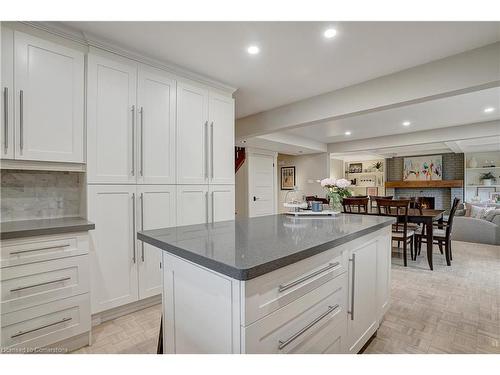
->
[480,172,497,186]
[372,161,383,172]
[320,178,352,212]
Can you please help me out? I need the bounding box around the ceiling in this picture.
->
[284,87,500,143]
[60,21,500,118]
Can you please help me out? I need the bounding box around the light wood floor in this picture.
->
[73,240,499,354]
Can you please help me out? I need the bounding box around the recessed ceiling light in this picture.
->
[323,28,337,39]
[402,121,411,126]
[344,131,351,136]
[247,45,260,55]
[484,107,495,113]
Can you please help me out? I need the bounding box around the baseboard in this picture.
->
[47,332,91,354]
[91,295,161,326]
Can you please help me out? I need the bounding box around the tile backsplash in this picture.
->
[1,170,84,222]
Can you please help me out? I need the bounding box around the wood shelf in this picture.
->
[385,180,463,188]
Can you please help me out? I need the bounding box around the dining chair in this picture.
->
[369,195,393,209]
[342,197,369,214]
[376,198,414,267]
[415,197,460,266]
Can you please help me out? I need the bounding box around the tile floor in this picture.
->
[72,240,499,354]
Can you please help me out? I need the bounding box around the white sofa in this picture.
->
[451,214,500,245]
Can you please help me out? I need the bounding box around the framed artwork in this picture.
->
[477,187,496,202]
[366,187,378,197]
[281,166,296,190]
[403,155,442,181]
[348,163,363,173]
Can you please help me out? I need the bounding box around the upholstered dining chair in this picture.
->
[376,198,415,267]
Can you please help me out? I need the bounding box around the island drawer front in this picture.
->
[1,293,91,349]
[1,233,89,268]
[243,247,348,325]
[1,255,89,314]
[243,273,347,354]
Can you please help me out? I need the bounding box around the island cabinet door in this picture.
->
[209,185,235,223]
[87,185,139,314]
[176,185,209,225]
[346,239,378,354]
[137,185,176,299]
[376,230,392,322]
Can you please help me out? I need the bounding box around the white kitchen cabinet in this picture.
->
[209,185,235,222]
[13,31,84,163]
[1,27,14,159]
[346,240,379,354]
[137,66,176,184]
[176,185,210,225]
[137,185,176,299]
[376,232,392,321]
[208,92,234,185]
[176,82,209,184]
[87,185,139,313]
[87,54,137,184]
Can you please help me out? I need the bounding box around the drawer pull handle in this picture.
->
[348,254,356,321]
[10,317,72,339]
[10,276,71,292]
[278,262,340,293]
[10,244,71,255]
[278,304,339,350]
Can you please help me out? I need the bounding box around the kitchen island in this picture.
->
[138,213,395,354]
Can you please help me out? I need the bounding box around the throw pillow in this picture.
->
[484,209,500,222]
[470,205,485,219]
[464,203,472,217]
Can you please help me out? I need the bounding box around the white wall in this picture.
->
[330,158,344,180]
[277,153,329,213]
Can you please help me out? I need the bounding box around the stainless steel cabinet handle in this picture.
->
[131,105,135,176]
[211,191,215,223]
[140,192,145,262]
[19,90,24,150]
[210,121,214,179]
[140,106,144,177]
[10,244,70,255]
[132,193,136,263]
[278,304,339,350]
[278,262,340,293]
[10,276,71,292]
[204,121,209,179]
[11,317,72,339]
[3,87,8,152]
[348,254,356,320]
[205,191,209,223]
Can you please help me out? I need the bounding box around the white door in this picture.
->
[87,53,137,183]
[209,185,235,223]
[87,185,138,313]
[14,31,84,162]
[1,27,14,159]
[137,66,176,184]
[346,240,378,353]
[137,185,176,299]
[249,153,276,217]
[209,92,234,185]
[176,81,209,185]
[176,185,209,226]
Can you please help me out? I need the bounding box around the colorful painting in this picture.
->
[403,155,442,181]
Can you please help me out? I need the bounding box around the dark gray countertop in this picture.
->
[1,217,95,240]
[138,213,394,280]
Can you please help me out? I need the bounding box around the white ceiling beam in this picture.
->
[327,120,500,153]
[236,42,500,140]
[444,141,464,153]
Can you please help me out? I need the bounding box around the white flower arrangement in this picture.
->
[320,178,352,211]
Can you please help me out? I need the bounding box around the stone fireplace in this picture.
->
[385,153,464,212]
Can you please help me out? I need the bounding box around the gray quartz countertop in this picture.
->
[1,217,95,240]
[138,213,395,280]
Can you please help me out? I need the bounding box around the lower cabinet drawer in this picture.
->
[243,273,347,354]
[1,293,90,350]
[1,233,89,268]
[1,255,89,314]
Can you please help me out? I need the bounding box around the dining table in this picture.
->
[358,207,445,270]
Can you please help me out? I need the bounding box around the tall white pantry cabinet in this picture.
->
[86,51,235,314]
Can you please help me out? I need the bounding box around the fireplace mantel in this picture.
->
[385,180,463,188]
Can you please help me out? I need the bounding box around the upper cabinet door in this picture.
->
[137,185,176,299]
[1,27,14,159]
[14,31,84,163]
[209,92,235,185]
[137,66,176,184]
[176,82,209,184]
[87,54,137,184]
